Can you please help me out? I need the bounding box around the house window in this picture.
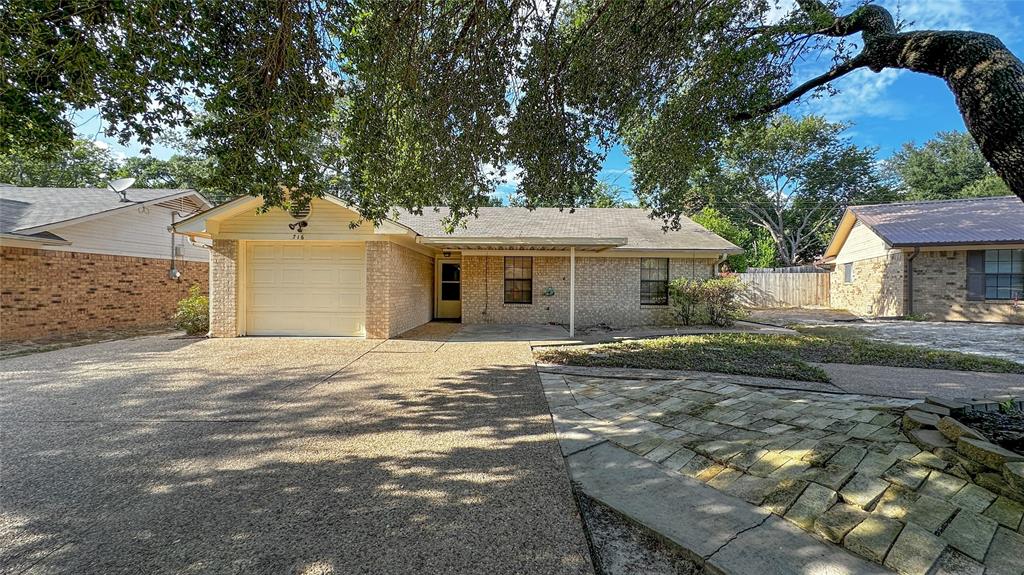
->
[843,263,854,284]
[984,249,1023,300]
[504,256,533,304]
[640,258,669,305]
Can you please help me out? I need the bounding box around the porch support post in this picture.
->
[569,246,576,338]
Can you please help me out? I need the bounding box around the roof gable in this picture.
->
[851,196,1024,247]
[825,195,1024,258]
[0,186,211,235]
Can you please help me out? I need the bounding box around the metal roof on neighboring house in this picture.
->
[849,195,1024,247]
[0,186,208,235]
[392,207,741,252]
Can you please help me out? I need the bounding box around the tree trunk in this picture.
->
[867,30,1024,201]
[754,2,1024,203]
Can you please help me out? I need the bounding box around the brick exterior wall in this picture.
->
[208,239,238,337]
[365,241,434,338]
[830,251,905,317]
[910,250,1024,324]
[461,255,716,328]
[364,242,389,339]
[0,246,208,342]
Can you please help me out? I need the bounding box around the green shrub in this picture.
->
[668,277,746,327]
[701,277,746,326]
[669,278,704,325]
[174,284,209,335]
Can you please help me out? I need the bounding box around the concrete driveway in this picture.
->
[0,326,593,574]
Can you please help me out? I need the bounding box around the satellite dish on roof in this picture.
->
[107,178,136,202]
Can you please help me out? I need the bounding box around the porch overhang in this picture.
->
[416,236,627,252]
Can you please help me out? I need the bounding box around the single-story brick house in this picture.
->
[0,186,211,342]
[822,195,1024,323]
[173,195,741,338]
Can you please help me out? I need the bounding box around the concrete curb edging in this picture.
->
[564,441,889,575]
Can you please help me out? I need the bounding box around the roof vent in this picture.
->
[107,178,136,202]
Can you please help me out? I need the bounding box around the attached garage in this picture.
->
[244,242,366,336]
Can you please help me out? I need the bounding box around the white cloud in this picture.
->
[800,67,906,121]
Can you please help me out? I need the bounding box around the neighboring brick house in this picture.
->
[1,186,211,342]
[174,195,740,338]
[822,196,1024,323]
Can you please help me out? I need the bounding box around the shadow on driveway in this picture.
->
[1,334,592,574]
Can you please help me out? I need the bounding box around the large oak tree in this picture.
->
[3,0,1022,228]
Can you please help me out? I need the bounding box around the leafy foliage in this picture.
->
[0,139,116,187]
[5,0,1019,223]
[508,181,636,208]
[668,278,703,326]
[887,131,1012,200]
[174,285,209,336]
[0,136,225,202]
[683,115,894,266]
[668,277,746,327]
[691,207,750,271]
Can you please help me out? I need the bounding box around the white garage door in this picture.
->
[245,242,366,336]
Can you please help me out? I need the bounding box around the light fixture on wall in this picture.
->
[443,251,452,258]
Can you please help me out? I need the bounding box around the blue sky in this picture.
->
[75,0,1024,201]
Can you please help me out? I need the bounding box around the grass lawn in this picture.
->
[534,332,1024,383]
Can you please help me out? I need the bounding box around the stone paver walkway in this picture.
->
[541,367,1024,575]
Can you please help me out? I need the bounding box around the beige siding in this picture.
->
[218,198,376,240]
[834,222,891,264]
[48,204,208,261]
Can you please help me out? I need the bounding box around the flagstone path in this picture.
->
[541,367,1024,575]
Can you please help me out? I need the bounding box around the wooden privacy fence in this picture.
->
[735,270,831,308]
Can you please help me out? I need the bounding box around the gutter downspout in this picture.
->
[906,247,920,316]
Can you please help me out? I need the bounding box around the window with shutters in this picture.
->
[504,257,533,304]
[640,258,669,305]
[984,249,1023,300]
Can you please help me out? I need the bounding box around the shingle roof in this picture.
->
[850,195,1024,247]
[0,186,201,234]
[392,207,740,251]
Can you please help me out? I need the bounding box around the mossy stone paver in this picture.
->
[983,496,1024,530]
[905,494,959,533]
[884,523,946,575]
[875,485,920,521]
[951,483,997,513]
[883,460,931,490]
[845,514,904,563]
[919,470,968,499]
[984,527,1024,575]
[840,472,890,509]
[957,438,1024,470]
[814,503,869,543]
[761,478,808,516]
[940,510,998,562]
[785,482,838,531]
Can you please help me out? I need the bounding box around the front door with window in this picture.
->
[435,259,462,319]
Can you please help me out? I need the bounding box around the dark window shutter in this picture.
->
[966,250,985,301]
